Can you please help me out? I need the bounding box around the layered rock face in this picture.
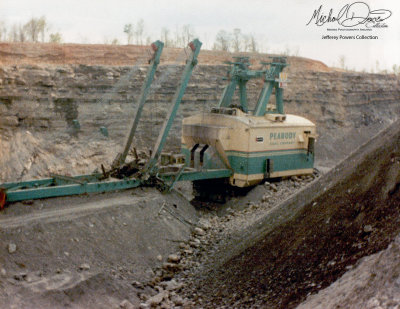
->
[0,60,399,181]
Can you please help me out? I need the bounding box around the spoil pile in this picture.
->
[179,119,400,308]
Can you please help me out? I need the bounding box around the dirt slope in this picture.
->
[0,188,198,308]
[182,119,400,308]
[297,234,400,309]
[0,42,331,72]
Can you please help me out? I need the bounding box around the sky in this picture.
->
[1,0,399,71]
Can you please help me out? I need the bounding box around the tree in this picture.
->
[242,34,250,52]
[339,55,346,69]
[249,34,258,53]
[375,60,380,73]
[49,32,62,43]
[18,25,26,42]
[283,45,291,56]
[135,19,144,45]
[213,30,231,51]
[232,28,242,52]
[392,64,400,75]
[145,36,152,45]
[0,21,6,41]
[38,16,47,42]
[161,27,172,47]
[9,24,19,42]
[23,16,47,42]
[293,46,300,57]
[182,24,195,46]
[23,19,37,41]
[123,23,134,44]
[173,26,182,47]
[258,40,269,53]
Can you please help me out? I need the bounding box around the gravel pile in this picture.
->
[135,173,320,308]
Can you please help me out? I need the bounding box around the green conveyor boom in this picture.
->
[113,40,164,168]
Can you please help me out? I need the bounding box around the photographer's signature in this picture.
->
[306,2,392,28]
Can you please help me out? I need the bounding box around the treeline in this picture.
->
[0,16,268,53]
[122,20,262,53]
[338,55,400,75]
[213,29,258,53]
[0,16,62,43]
[0,16,287,55]
[115,19,298,55]
[1,16,399,75]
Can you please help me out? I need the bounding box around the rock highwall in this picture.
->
[0,63,399,181]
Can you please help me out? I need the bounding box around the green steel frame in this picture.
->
[253,57,288,116]
[4,177,142,203]
[218,56,288,116]
[2,169,232,203]
[218,57,263,113]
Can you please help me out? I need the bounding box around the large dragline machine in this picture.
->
[0,39,316,208]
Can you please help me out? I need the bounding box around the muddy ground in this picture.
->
[0,43,400,308]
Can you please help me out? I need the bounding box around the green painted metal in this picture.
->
[72,119,80,129]
[2,179,53,191]
[253,57,288,116]
[5,178,142,203]
[50,173,86,185]
[145,39,202,175]
[99,126,109,137]
[239,82,248,112]
[218,79,238,108]
[254,82,274,115]
[164,166,185,192]
[181,145,314,176]
[218,57,264,113]
[113,40,164,167]
[217,56,288,116]
[161,169,232,182]
[226,150,314,175]
[1,168,232,203]
[275,85,284,114]
[181,145,229,170]
[2,174,103,191]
